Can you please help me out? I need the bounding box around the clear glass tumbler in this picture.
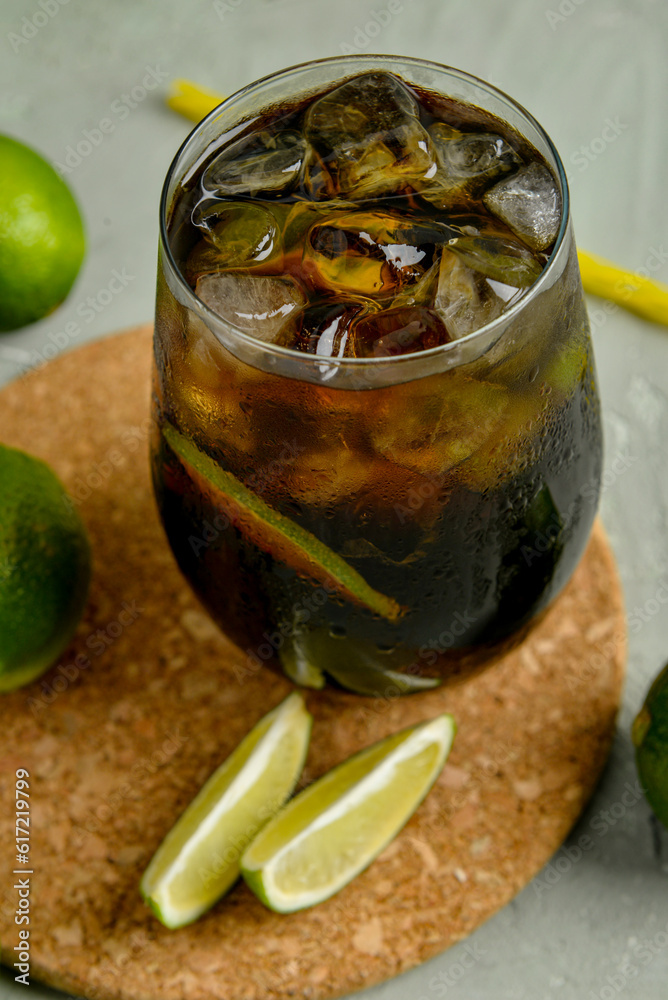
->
[151,56,602,695]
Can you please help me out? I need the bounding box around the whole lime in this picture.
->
[0,442,91,692]
[632,661,668,829]
[0,135,85,331]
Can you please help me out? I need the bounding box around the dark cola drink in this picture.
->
[152,62,602,695]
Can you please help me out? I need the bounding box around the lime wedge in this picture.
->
[278,636,327,690]
[162,421,402,621]
[241,713,456,912]
[140,692,312,928]
[280,628,441,695]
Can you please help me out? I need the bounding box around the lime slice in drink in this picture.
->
[140,692,312,928]
[280,628,440,694]
[241,712,456,912]
[162,421,402,621]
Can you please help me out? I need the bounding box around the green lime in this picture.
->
[0,135,85,331]
[0,442,91,692]
[632,661,668,829]
[162,421,402,621]
[241,712,456,913]
[140,692,312,928]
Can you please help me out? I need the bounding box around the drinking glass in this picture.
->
[151,56,602,695]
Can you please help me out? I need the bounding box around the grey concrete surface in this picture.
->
[1,0,667,997]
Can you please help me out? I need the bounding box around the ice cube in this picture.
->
[435,250,508,340]
[483,162,561,251]
[271,199,356,259]
[422,124,522,208]
[446,232,543,287]
[202,129,307,198]
[348,305,450,358]
[195,272,307,342]
[166,314,258,460]
[185,240,226,285]
[277,298,378,357]
[303,72,437,199]
[189,199,279,268]
[370,370,510,476]
[284,447,389,506]
[391,261,440,310]
[302,210,446,298]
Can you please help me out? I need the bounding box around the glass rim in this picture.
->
[158,53,571,371]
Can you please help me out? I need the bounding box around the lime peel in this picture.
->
[140,691,312,928]
[241,712,456,913]
[631,705,651,748]
[162,421,402,621]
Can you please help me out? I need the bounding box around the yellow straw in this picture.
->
[166,79,224,122]
[166,78,668,329]
[577,249,668,327]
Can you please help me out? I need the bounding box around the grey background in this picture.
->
[1,0,667,997]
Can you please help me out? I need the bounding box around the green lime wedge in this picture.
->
[140,692,312,928]
[241,712,456,912]
[280,628,440,695]
[278,636,327,690]
[162,421,402,621]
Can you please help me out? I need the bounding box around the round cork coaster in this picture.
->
[0,326,625,1000]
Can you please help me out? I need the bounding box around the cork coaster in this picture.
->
[0,325,625,1000]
